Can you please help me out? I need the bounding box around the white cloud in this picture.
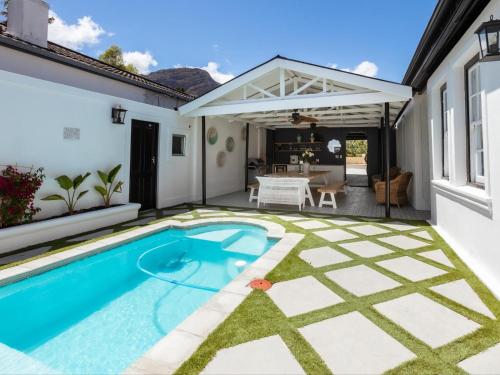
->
[123,51,158,74]
[48,11,108,50]
[330,60,379,77]
[174,61,234,83]
[201,62,234,83]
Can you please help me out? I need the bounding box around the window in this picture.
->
[440,84,450,178]
[465,60,485,186]
[172,134,186,156]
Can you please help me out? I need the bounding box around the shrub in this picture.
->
[94,164,123,208]
[0,166,45,228]
[42,173,91,215]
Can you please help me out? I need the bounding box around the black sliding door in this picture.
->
[130,120,159,210]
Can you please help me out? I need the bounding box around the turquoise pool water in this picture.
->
[0,224,276,374]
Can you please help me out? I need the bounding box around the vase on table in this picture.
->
[303,162,310,175]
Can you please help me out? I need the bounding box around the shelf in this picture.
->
[274,142,326,145]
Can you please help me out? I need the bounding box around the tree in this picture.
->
[98,45,139,74]
[346,140,368,157]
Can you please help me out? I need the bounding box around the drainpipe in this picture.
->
[202,116,207,205]
[245,123,250,191]
[384,102,391,218]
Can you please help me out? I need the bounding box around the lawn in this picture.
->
[172,207,500,375]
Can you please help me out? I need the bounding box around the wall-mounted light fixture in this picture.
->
[475,15,500,61]
[111,105,127,124]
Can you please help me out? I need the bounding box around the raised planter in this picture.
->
[0,203,141,254]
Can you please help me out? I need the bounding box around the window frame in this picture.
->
[440,83,449,179]
[464,54,485,188]
[171,134,186,157]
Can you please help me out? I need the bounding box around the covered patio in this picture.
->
[180,56,422,218]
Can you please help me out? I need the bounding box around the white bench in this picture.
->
[318,181,347,209]
[256,177,308,211]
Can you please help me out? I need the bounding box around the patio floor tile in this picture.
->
[378,235,429,250]
[348,224,391,236]
[324,217,361,226]
[411,230,433,241]
[374,293,480,348]
[379,221,419,231]
[313,229,358,242]
[276,214,306,222]
[293,220,330,230]
[458,343,500,374]
[376,256,447,282]
[266,276,344,317]
[430,279,496,319]
[325,265,401,296]
[418,249,455,268]
[299,246,352,268]
[202,335,305,374]
[338,240,393,258]
[299,311,415,374]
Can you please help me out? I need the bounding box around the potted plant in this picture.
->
[301,148,315,174]
[94,164,123,208]
[42,173,91,215]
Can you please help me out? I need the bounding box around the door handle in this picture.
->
[152,156,156,165]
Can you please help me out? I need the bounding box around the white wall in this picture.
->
[424,0,500,297]
[0,69,195,218]
[202,118,247,198]
[395,92,431,210]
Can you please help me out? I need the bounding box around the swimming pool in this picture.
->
[0,223,277,374]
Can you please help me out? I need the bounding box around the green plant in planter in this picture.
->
[94,164,123,208]
[42,173,91,215]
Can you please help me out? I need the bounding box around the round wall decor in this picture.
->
[216,151,226,167]
[226,136,235,152]
[207,127,218,145]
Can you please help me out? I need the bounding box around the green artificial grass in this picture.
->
[1,204,499,374]
[174,207,500,375]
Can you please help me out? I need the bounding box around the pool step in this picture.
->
[0,343,59,374]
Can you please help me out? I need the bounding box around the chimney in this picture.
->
[6,0,49,48]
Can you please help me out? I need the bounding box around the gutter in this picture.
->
[0,34,193,102]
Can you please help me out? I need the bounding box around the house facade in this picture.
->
[0,0,248,220]
[397,0,500,296]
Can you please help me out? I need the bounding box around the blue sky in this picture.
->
[45,0,437,83]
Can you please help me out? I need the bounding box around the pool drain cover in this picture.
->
[249,279,272,291]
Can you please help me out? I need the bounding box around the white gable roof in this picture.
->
[179,56,413,128]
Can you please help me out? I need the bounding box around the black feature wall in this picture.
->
[268,126,397,186]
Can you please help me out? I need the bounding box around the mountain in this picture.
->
[146,68,220,97]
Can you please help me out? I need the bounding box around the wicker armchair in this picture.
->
[371,167,400,191]
[375,172,413,207]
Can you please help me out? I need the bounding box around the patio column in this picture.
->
[384,102,391,218]
[202,116,207,205]
[244,123,249,191]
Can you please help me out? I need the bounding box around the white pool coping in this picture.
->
[0,216,303,375]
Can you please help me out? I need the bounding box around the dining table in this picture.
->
[264,170,329,207]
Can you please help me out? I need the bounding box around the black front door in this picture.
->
[130,120,159,210]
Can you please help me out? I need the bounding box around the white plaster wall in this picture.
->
[201,118,246,199]
[0,69,195,219]
[424,0,500,297]
[0,45,181,109]
[395,92,430,210]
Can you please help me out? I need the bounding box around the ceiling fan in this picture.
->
[289,110,319,125]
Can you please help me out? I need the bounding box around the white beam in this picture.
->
[247,83,276,98]
[290,76,320,96]
[184,91,407,117]
[279,68,285,97]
